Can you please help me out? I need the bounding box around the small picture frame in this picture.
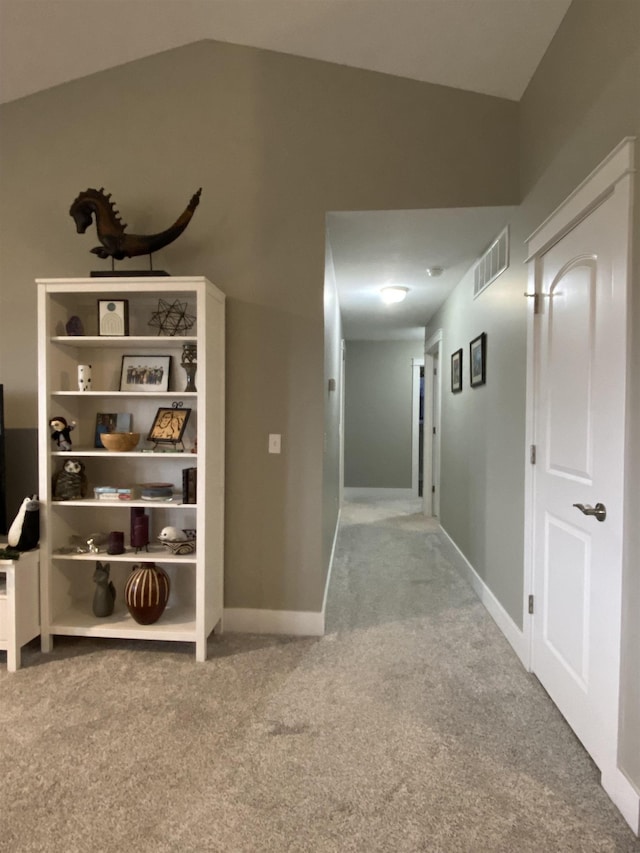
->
[451,348,463,393]
[470,333,487,387]
[148,407,191,444]
[119,355,171,392]
[98,299,129,336]
[95,412,132,448]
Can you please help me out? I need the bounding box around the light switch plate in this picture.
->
[268,433,281,454]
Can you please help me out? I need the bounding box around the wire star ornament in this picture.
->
[148,298,196,336]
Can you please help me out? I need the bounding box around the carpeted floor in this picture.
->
[1,499,638,852]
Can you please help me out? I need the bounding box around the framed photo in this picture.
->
[95,412,132,448]
[119,355,171,392]
[451,348,463,393]
[470,333,487,387]
[148,407,191,444]
[98,299,129,336]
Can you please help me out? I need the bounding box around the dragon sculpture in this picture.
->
[69,187,202,261]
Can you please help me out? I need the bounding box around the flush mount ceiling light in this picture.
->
[380,286,409,304]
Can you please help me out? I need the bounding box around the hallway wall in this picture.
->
[344,340,423,490]
[425,246,526,625]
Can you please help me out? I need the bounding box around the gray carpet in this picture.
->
[1,499,638,852]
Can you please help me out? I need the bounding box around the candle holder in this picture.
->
[130,508,149,553]
[181,343,197,392]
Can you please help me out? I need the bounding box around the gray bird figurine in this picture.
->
[53,459,88,500]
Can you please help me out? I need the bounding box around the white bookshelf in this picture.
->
[36,277,225,661]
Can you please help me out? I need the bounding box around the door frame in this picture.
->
[523,137,637,831]
[339,339,346,507]
[423,329,443,517]
[411,357,424,498]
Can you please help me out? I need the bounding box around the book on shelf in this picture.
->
[182,467,197,504]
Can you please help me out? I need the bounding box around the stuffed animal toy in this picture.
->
[53,459,88,500]
[50,416,76,450]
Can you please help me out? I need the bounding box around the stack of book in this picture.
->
[182,467,197,504]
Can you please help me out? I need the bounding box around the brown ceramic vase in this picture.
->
[124,562,170,625]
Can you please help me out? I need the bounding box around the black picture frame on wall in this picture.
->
[470,332,487,387]
[451,349,463,393]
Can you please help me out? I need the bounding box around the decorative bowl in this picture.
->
[100,432,140,452]
[158,526,196,555]
[158,537,196,556]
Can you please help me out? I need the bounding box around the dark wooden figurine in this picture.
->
[69,187,202,262]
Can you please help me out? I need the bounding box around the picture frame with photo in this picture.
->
[470,333,487,387]
[147,407,191,445]
[451,348,463,393]
[98,299,129,336]
[119,355,171,392]
[94,412,132,448]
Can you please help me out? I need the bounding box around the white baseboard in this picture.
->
[224,607,324,636]
[439,525,529,667]
[344,487,417,500]
[602,767,640,836]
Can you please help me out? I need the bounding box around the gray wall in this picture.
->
[425,250,527,624]
[0,39,519,614]
[427,0,640,791]
[344,341,423,489]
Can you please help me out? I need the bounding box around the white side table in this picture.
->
[0,548,40,671]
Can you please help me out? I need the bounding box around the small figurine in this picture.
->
[157,526,196,555]
[69,187,202,262]
[69,532,108,553]
[65,315,84,336]
[50,416,76,450]
[92,561,116,617]
[53,459,88,500]
[158,526,187,542]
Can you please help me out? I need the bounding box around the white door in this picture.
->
[531,177,630,775]
[423,331,443,517]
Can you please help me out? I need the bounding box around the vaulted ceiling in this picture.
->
[0,0,570,105]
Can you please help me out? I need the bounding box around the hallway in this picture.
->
[325,498,639,850]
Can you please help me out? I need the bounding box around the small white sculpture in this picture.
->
[158,526,187,542]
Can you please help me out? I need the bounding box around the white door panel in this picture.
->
[543,513,590,688]
[546,259,596,481]
[532,190,627,774]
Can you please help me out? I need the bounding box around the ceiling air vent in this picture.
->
[473,226,509,298]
